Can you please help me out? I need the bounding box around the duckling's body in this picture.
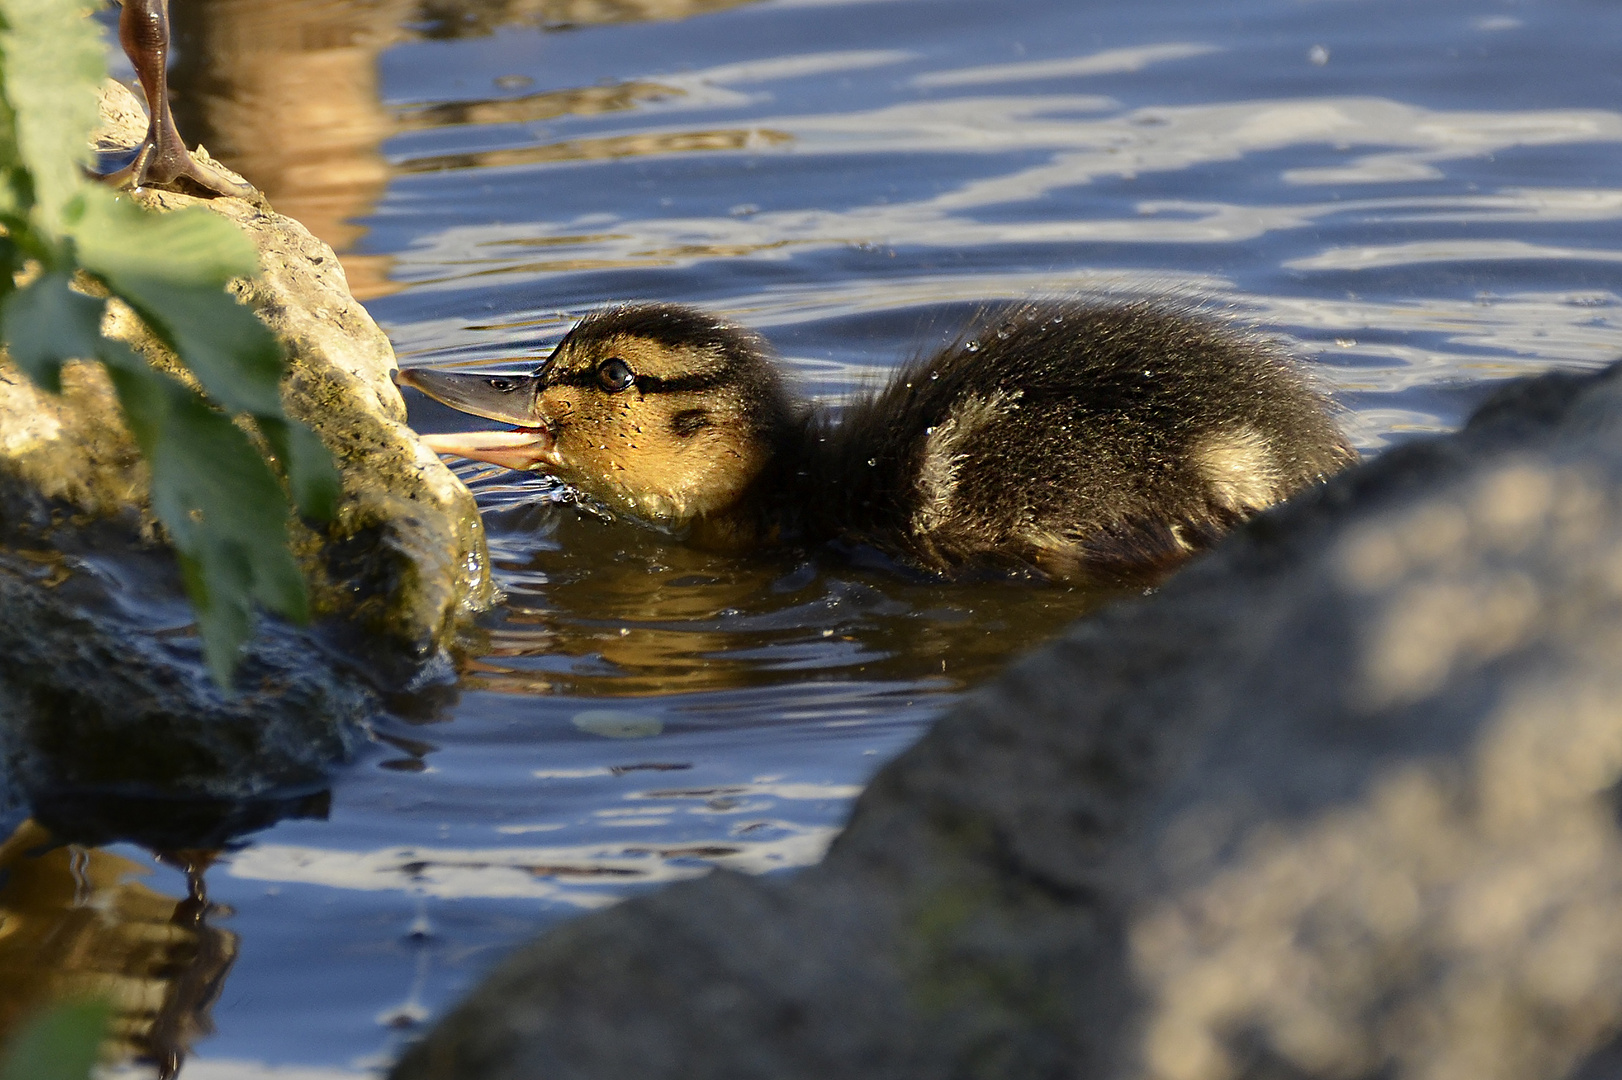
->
[399,300,1356,583]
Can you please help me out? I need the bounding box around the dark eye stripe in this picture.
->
[638,372,734,394]
[546,370,733,395]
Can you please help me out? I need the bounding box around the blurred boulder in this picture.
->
[394,355,1622,1080]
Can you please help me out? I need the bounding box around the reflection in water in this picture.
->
[911,41,1221,88]
[414,0,760,37]
[394,94,1622,276]
[393,80,680,133]
[1285,239,1622,272]
[163,0,766,298]
[157,0,1622,376]
[170,0,408,297]
[0,822,236,1078]
[462,492,1115,699]
[229,821,843,907]
[370,41,1622,428]
[393,127,793,176]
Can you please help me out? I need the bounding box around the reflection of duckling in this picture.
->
[398,301,1357,583]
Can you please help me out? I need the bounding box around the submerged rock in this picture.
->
[393,355,1622,1080]
[0,83,492,820]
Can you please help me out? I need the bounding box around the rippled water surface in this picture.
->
[20,0,1622,1074]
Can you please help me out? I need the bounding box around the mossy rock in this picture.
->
[0,82,492,821]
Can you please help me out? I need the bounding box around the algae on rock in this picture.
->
[104,184,498,658]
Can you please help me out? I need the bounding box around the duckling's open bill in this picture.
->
[395,369,560,472]
[396,300,1357,583]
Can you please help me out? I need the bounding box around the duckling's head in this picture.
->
[399,304,794,531]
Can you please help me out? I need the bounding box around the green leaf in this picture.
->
[80,196,338,686]
[0,0,105,233]
[106,354,310,685]
[73,191,285,416]
[173,547,251,684]
[72,190,261,289]
[261,416,341,521]
[0,234,21,307]
[0,269,105,392]
[0,999,113,1080]
[96,337,165,445]
[0,72,28,221]
[115,278,286,416]
[0,165,28,223]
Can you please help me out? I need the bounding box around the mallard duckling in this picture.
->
[397,300,1356,583]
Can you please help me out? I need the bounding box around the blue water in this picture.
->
[65,0,1622,1075]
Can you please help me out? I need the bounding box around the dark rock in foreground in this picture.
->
[394,356,1622,1080]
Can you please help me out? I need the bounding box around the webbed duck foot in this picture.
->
[94,134,256,200]
[95,0,256,200]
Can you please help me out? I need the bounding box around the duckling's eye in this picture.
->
[597,358,636,393]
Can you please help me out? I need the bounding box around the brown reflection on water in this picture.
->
[171,0,407,298]
[395,81,681,133]
[418,0,762,35]
[415,233,810,280]
[468,509,1120,698]
[394,128,794,175]
[164,0,766,299]
[0,822,236,1077]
